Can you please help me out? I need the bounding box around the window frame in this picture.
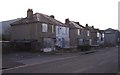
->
[77,29,80,35]
[42,23,48,32]
[52,25,54,33]
[87,30,90,36]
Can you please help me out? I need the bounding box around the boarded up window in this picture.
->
[43,38,52,48]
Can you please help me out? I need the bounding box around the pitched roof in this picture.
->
[104,28,118,33]
[67,21,85,29]
[11,13,64,26]
[85,25,99,32]
[105,28,117,31]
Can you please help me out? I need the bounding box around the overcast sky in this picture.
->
[0,0,119,30]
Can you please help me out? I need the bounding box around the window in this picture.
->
[102,33,104,38]
[52,25,54,33]
[66,28,68,34]
[58,27,61,34]
[87,30,90,36]
[97,32,99,37]
[101,33,104,41]
[42,23,48,32]
[89,39,92,45]
[56,38,62,48]
[78,29,80,35]
[63,27,66,34]
[78,38,83,45]
[43,38,52,48]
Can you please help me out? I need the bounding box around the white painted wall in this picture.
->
[56,25,69,48]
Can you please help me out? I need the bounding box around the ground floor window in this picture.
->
[56,38,69,48]
[56,38,62,48]
[42,38,53,52]
[43,38,52,48]
[77,38,83,45]
[89,39,92,45]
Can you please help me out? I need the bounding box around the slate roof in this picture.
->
[105,28,117,31]
[11,13,64,26]
[67,21,85,29]
[85,25,99,32]
[86,26,94,30]
[104,28,118,33]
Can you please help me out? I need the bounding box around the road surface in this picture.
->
[2,47,118,73]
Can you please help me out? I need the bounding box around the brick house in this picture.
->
[11,9,69,52]
[65,18,89,48]
[96,29,104,45]
[85,24,98,46]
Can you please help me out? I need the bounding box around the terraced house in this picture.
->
[11,9,69,52]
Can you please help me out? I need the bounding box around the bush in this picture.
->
[55,45,61,50]
[77,45,91,51]
[104,43,116,47]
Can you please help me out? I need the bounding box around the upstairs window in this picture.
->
[58,27,61,34]
[97,32,100,37]
[63,27,66,34]
[87,30,90,36]
[52,25,54,33]
[42,23,48,32]
[78,29,80,35]
[66,28,68,34]
[43,38,52,48]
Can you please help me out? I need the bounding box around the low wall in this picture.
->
[2,41,13,54]
[2,41,41,54]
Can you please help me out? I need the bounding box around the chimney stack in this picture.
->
[86,24,88,27]
[27,9,33,19]
[50,15,55,18]
[75,22,80,25]
[65,18,70,24]
[92,26,94,28]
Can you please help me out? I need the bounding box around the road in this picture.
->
[2,47,118,73]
